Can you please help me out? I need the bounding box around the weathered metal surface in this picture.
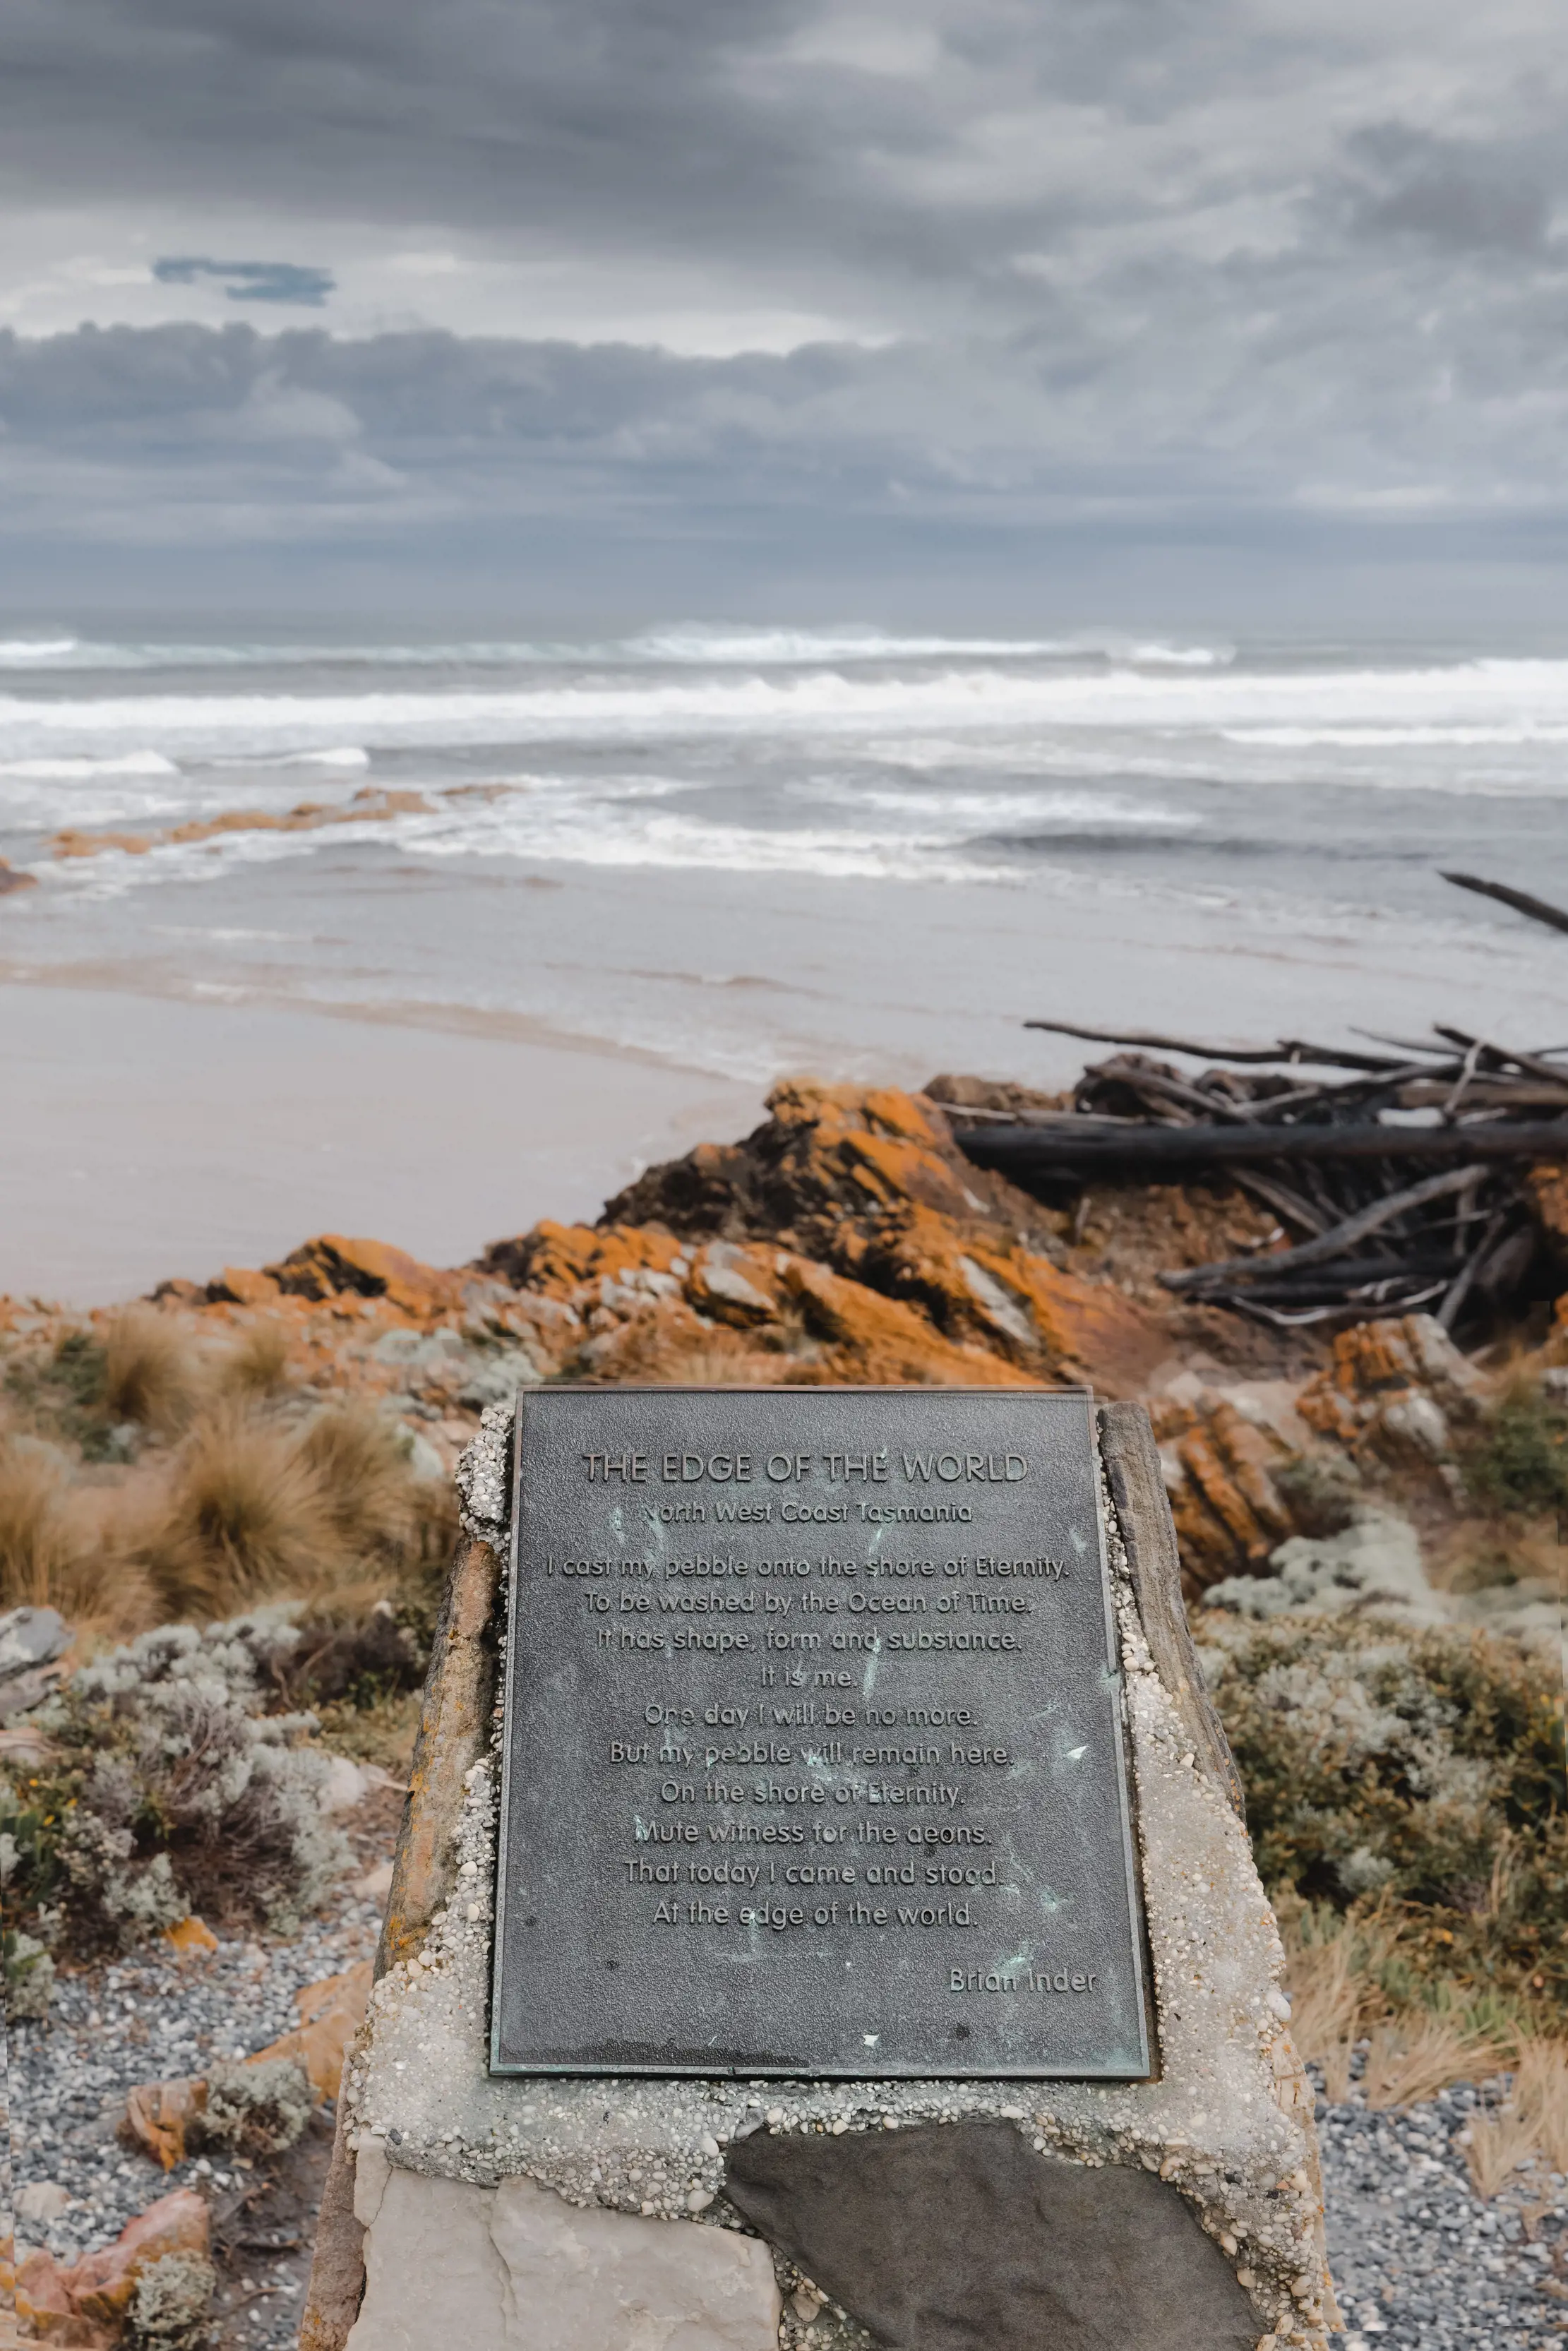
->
[491,1387,1151,2079]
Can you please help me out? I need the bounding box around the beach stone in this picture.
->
[0,1604,68,1679]
[725,2117,1259,2351]
[347,2165,779,2351]
[17,2180,72,2224]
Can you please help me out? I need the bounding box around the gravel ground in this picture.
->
[8,1795,392,2351]
[1318,2072,1568,2351]
[13,1922,1568,2351]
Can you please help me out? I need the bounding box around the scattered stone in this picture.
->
[18,2182,73,2224]
[0,1603,69,1677]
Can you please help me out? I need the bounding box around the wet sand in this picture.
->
[1,983,762,1305]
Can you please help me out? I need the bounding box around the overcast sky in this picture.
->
[4,0,1567,627]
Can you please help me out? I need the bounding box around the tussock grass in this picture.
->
[0,1442,78,1610]
[1466,2038,1568,2199]
[296,1404,415,1550]
[103,1306,197,1432]
[138,1406,330,1618]
[0,1440,152,1627]
[215,1320,293,1398]
[133,1399,440,1622]
[1282,1904,1519,2108]
[1361,2014,1514,2111]
[1280,1911,1373,2102]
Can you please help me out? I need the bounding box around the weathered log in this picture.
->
[959,1120,1568,1176]
[1441,872,1568,938]
[1024,1019,1411,1071]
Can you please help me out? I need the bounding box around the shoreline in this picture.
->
[0,981,762,1305]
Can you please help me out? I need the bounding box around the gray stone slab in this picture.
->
[724,2116,1260,2351]
[347,2163,780,2351]
[491,1388,1149,2078]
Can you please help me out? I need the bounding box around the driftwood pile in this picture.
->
[950,1022,1568,1329]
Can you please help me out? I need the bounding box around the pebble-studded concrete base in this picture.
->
[313,1403,1336,2351]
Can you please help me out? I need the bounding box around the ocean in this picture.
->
[4,625,1568,1097]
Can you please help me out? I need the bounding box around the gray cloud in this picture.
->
[3,3,1568,620]
[152,257,337,304]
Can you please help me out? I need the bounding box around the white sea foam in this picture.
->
[827,785,1201,832]
[619,626,1069,664]
[12,652,1568,769]
[0,638,80,664]
[208,745,373,770]
[0,752,179,779]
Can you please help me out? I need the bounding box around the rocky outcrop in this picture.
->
[1296,1313,1486,1462]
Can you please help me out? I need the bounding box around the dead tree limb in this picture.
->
[1159,1164,1491,1293]
[1441,872,1568,938]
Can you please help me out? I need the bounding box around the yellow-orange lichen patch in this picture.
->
[51,786,431,861]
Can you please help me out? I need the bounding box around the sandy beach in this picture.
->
[0,981,761,1303]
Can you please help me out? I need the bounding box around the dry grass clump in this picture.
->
[1280,1911,1375,2102]
[215,1320,293,1398]
[0,1441,80,1610]
[139,1406,329,1619]
[102,1307,197,1433]
[1360,2014,1514,2111]
[296,1404,416,1550]
[1282,1904,1516,2108]
[134,1400,434,1621]
[1465,2038,1568,2199]
[0,1440,152,1628]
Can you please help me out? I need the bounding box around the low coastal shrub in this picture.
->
[1459,1378,1568,1518]
[1202,1612,1568,2017]
[1,1615,347,1966]
[127,2252,219,2351]
[196,2055,313,2156]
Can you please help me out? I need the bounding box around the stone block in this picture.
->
[347,2166,779,2351]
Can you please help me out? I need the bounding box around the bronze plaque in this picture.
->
[491,1388,1151,2078]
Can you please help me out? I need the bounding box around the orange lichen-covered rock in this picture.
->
[1297,1312,1486,1461]
[1148,1392,1296,1593]
[17,2189,209,2343]
[588,1080,1163,1394]
[262,1234,462,1317]
[842,1205,1165,1394]
[602,1079,1032,1252]
[205,1266,283,1308]
[245,1960,373,2101]
[478,1219,683,1296]
[121,2078,208,2172]
[781,1260,1032,1388]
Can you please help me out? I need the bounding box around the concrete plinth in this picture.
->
[302,1399,1336,2351]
